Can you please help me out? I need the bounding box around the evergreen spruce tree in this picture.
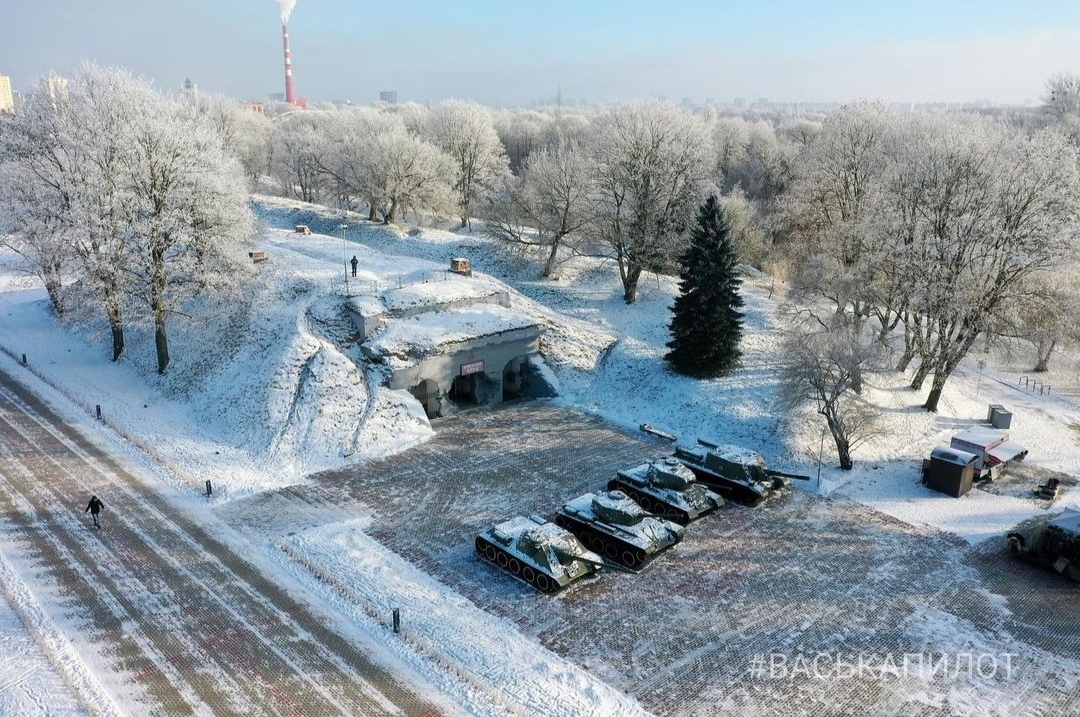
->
[665,195,745,377]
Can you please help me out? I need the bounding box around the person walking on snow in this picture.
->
[85,495,104,529]
[350,255,358,277]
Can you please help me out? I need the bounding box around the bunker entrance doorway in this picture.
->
[451,371,497,406]
[504,356,558,401]
[503,357,526,400]
[408,378,439,419]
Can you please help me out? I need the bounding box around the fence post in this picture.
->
[205,479,213,497]
[21,353,27,366]
[96,405,102,420]
[392,607,400,633]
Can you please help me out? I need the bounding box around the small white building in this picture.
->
[348,269,555,418]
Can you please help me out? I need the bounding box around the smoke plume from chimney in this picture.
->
[278,0,297,23]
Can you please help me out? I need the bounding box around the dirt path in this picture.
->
[0,367,453,717]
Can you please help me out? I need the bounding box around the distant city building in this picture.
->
[0,75,14,113]
[181,77,198,103]
[733,97,746,109]
[41,74,69,103]
[269,92,285,103]
[240,100,266,114]
[379,90,398,104]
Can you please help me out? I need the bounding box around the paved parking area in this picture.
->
[226,400,1080,717]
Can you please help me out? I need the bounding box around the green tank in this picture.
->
[673,438,810,506]
[555,490,684,569]
[1007,508,1080,582]
[609,458,724,524]
[475,515,604,593]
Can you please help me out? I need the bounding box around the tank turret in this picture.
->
[555,490,684,569]
[609,457,724,524]
[476,515,603,592]
[672,438,810,506]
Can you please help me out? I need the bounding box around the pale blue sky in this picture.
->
[3,1,1079,106]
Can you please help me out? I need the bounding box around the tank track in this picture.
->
[607,479,692,525]
[553,514,659,569]
[474,536,560,593]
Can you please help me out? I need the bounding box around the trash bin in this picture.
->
[988,404,1012,430]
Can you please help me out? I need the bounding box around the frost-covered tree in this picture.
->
[426,100,509,227]
[588,101,713,303]
[1042,72,1080,145]
[665,195,744,377]
[381,101,430,136]
[1044,72,1080,119]
[486,141,596,277]
[0,65,149,358]
[230,109,273,183]
[894,121,1080,411]
[270,112,329,202]
[364,131,455,224]
[0,64,254,372]
[494,109,550,173]
[121,97,254,374]
[1007,273,1080,373]
[778,322,885,470]
[719,189,770,269]
[785,102,892,328]
[317,108,406,216]
[0,162,71,315]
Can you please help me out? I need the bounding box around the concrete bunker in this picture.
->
[349,270,558,420]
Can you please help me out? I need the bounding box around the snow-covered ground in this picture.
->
[0,194,1077,715]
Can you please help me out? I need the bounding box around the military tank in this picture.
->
[475,515,603,593]
[555,490,684,569]
[608,457,724,524]
[1007,508,1080,582]
[673,438,811,506]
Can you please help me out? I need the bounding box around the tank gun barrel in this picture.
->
[767,469,813,481]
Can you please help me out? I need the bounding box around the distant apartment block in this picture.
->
[379,90,398,104]
[0,75,14,112]
[43,74,69,102]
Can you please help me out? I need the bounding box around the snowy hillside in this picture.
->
[0,195,1078,716]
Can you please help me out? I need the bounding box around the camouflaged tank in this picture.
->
[555,490,684,569]
[475,515,603,593]
[1007,508,1080,582]
[673,438,810,506]
[609,457,724,524]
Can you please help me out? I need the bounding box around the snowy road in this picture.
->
[0,367,454,717]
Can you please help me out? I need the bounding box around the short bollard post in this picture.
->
[205,479,213,497]
[95,405,102,420]
[21,353,27,366]
[392,608,400,633]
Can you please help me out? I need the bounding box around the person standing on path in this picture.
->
[350,255,358,277]
[85,495,104,529]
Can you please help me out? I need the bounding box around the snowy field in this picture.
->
[0,194,1077,716]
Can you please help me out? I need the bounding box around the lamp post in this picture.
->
[816,424,828,492]
[339,223,349,295]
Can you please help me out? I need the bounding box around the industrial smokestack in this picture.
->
[282,23,297,106]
